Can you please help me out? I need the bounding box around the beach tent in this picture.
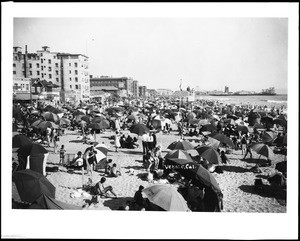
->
[29,194,82,210]
[13,169,56,203]
[17,143,49,175]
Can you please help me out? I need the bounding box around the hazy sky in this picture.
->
[14,17,288,93]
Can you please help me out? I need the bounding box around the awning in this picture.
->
[13,93,39,100]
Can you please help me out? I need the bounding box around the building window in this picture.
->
[22,71,25,76]
[29,71,32,75]
[56,78,59,82]
[48,59,51,64]
[75,63,78,67]
[56,71,59,75]
[37,71,40,75]
[13,63,16,67]
[48,67,52,71]
[37,63,39,68]
[26,84,29,91]
[69,63,71,66]
[75,77,78,82]
[49,74,52,79]
[75,85,78,89]
[55,63,59,67]
[29,63,32,68]
[42,73,44,78]
[41,53,43,57]
[41,66,44,71]
[69,77,72,81]
[41,59,43,63]
[70,85,72,89]
[13,71,16,74]
[75,70,78,75]
[69,70,71,74]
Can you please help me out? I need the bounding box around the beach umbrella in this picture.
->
[164,149,195,165]
[143,184,190,211]
[127,114,138,121]
[43,105,63,114]
[208,133,234,148]
[41,112,59,122]
[227,114,239,120]
[249,143,274,159]
[253,123,266,131]
[129,123,149,136]
[13,134,32,149]
[195,145,221,164]
[261,131,277,144]
[167,140,194,151]
[13,169,56,203]
[224,118,236,126]
[57,118,71,126]
[29,194,82,210]
[261,115,274,125]
[207,136,221,150]
[197,119,210,126]
[31,119,44,129]
[200,124,217,132]
[91,116,107,123]
[83,147,106,163]
[73,110,86,116]
[81,115,91,123]
[152,119,163,129]
[88,120,110,130]
[273,118,287,127]
[94,143,109,156]
[235,125,249,133]
[37,121,59,130]
[275,161,287,175]
[188,118,200,126]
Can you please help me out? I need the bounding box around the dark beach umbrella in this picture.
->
[200,124,217,132]
[91,116,107,123]
[249,143,274,159]
[88,120,110,130]
[261,131,277,144]
[13,134,32,149]
[17,143,48,157]
[31,119,44,129]
[73,110,85,116]
[235,125,249,133]
[188,118,200,126]
[29,194,82,210]
[13,169,56,203]
[275,161,287,175]
[81,115,91,123]
[43,105,63,114]
[167,140,194,151]
[180,163,221,193]
[227,114,239,120]
[261,115,274,125]
[57,118,71,126]
[195,145,221,164]
[37,121,59,130]
[253,123,266,130]
[164,149,195,165]
[41,112,59,122]
[129,123,149,136]
[273,118,287,128]
[209,133,234,148]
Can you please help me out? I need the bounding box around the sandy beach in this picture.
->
[12,127,286,212]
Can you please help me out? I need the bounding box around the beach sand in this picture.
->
[12,128,286,212]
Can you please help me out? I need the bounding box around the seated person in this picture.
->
[132,137,139,148]
[126,135,134,149]
[110,163,121,177]
[93,177,117,198]
[67,151,84,167]
[120,134,126,148]
[104,159,113,175]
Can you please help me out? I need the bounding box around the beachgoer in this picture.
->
[220,150,229,164]
[59,145,66,166]
[53,131,59,154]
[241,136,247,155]
[133,185,145,210]
[71,151,84,167]
[46,126,52,147]
[243,137,253,160]
[142,131,149,155]
[114,131,121,152]
[111,163,121,177]
[105,159,113,175]
[94,177,117,198]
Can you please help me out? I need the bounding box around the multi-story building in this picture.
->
[156,89,173,96]
[132,80,139,97]
[13,46,90,102]
[138,85,146,98]
[90,76,134,97]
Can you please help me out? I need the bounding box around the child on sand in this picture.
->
[59,145,66,165]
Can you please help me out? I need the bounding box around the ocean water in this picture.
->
[195,94,288,109]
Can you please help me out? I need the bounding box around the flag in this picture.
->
[179,79,182,91]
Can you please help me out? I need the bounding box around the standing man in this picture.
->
[142,131,149,155]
